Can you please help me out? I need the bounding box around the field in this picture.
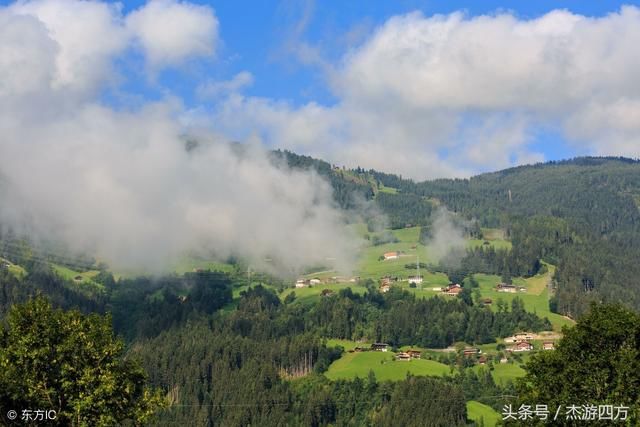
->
[52,264,101,285]
[325,351,451,381]
[467,400,501,426]
[474,363,527,386]
[1,258,26,279]
[473,272,574,331]
[280,283,368,305]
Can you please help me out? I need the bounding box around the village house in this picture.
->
[371,343,389,352]
[463,347,481,357]
[320,289,335,297]
[442,283,462,296]
[383,251,399,260]
[408,275,423,284]
[496,283,517,293]
[542,341,555,350]
[508,341,533,352]
[395,352,411,361]
[504,332,534,343]
[295,279,307,288]
[406,350,422,359]
[309,278,322,285]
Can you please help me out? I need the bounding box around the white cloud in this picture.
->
[9,0,128,94]
[126,0,219,69]
[0,0,357,275]
[206,7,640,179]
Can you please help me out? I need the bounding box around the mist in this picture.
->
[423,208,467,264]
[0,105,359,275]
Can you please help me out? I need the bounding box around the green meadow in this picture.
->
[280,283,368,305]
[474,363,527,386]
[467,400,501,427]
[473,272,574,331]
[325,350,451,382]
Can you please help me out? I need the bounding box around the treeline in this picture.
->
[374,192,433,229]
[272,149,374,209]
[305,286,550,347]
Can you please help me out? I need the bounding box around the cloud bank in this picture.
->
[205,6,640,179]
[0,0,356,275]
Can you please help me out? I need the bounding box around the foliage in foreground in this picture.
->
[515,303,640,426]
[0,297,163,426]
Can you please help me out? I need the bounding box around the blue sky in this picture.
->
[112,0,637,106]
[2,0,639,179]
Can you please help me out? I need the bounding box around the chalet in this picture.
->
[515,333,534,341]
[443,284,463,296]
[496,283,517,293]
[463,347,481,357]
[407,350,422,359]
[504,332,534,343]
[320,289,335,297]
[371,343,389,352]
[542,341,555,351]
[383,251,399,260]
[408,275,423,284]
[395,352,411,361]
[478,356,487,365]
[509,341,533,352]
[295,279,307,288]
[309,278,322,285]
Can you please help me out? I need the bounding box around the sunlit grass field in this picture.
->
[467,400,501,426]
[325,350,452,381]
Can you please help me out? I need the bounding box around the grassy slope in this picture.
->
[325,351,451,381]
[474,273,574,331]
[1,257,27,279]
[281,283,368,305]
[467,400,501,427]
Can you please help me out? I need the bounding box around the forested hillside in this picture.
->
[284,154,640,318]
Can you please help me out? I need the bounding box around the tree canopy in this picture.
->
[0,297,163,426]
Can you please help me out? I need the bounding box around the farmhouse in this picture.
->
[395,352,411,361]
[496,283,517,293]
[442,284,462,296]
[463,347,481,357]
[309,278,322,285]
[543,341,555,350]
[383,251,399,260]
[321,289,335,297]
[295,279,307,288]
[504,333,534,343]
[509,341,533,352]
[406,350,422,359]
[408,275,423,284]
[371,343,389,352]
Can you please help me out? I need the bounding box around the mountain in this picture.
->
[285,154,640,317]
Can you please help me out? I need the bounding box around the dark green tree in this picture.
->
[0,297,163,426]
